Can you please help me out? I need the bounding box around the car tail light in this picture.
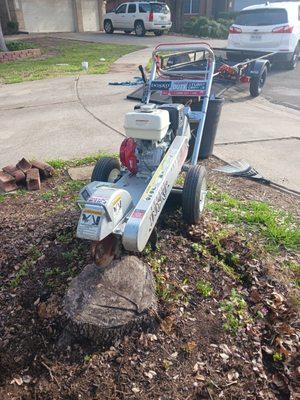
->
[229,26,242,34]
[149,11,153,22]
[272,25,293,33]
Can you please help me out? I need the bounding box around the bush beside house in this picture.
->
[183,15,234,39]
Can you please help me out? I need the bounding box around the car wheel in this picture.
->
[250,66,267,97]
[124,30,132,34]
[154,30,164,36]
[286,45,299,70]
[104,20,114,34]
[135,21,146,37]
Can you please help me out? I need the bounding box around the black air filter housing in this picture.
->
[158,103,185,133]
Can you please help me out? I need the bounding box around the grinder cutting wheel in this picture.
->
[76,43,215,267]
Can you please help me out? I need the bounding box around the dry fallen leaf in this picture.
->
[161,316,175,335]
[220,353,230,360]
[144,370,157,380]
[219,344,231,354]
[22,375,31,384]
[132,387,140,394]
[14,377,23,386]
[163,359,173,371]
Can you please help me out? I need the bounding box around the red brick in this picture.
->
[16,158,32,173]
[13,170,26,184]
[3,165,18,175]
[31,160,55,179]
[2,165,25,184]
[0,171,17,192]
[26,168,41,191]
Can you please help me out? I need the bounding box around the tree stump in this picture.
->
[63,256,157,345]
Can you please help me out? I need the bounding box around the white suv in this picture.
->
[228,1,300,69]
[103,2,172,37]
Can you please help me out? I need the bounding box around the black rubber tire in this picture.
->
[135,21,146,37]
[286,45,299,70]
[250,66,267,97]
[124,30,132,34]
[182,165,207,225]
[104,20,114,34]
[154,30,164,36]
[91,157,120,182]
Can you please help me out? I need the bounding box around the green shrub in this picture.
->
[183,17,229,39]
[7,21,19,35]
[217,18,234,30]
[218,11,238,20]
[5,41,35,51]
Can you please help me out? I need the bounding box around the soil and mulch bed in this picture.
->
[0,158,299,400]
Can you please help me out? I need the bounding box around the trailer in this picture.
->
[128,46,275,103]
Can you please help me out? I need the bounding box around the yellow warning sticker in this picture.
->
[83,209,103,216]
[112,195,121,206]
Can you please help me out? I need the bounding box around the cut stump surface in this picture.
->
[64,256,157,344]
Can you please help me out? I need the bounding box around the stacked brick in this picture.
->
[0,48,41,63]
[0,158,54,193]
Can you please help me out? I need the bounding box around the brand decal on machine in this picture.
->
[149,181,169,228]
[132,209,146,219]
[82,213,101,226]
[150,80,207,96]
[89,196,107,205]
[113,196,122,218]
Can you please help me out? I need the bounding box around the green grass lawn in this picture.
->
[0,38,142,84]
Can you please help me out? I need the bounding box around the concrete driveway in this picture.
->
[0,38,299,192]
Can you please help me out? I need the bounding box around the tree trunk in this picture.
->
[63,256,157,346]
[175,0,185,33]
[0,21,8,52]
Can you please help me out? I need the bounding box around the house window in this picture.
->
[183,0,200,14]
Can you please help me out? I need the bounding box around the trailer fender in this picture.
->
[248,59,270,77]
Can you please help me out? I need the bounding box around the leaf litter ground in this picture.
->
[0,157,299,400]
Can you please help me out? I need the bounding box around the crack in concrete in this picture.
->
[0,100,78,111]
[215,136,299,146]
[74,76,126,138]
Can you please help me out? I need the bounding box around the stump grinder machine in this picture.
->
[76,43,215,266]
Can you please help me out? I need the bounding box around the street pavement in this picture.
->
[0,34,299,192]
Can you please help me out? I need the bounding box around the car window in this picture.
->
[116,4,127,14]
[150,3,170,14]
[235,9,288,26]
[139,3,150,13]
[128,4,136,13]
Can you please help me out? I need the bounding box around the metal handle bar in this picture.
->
[153,42,215,61]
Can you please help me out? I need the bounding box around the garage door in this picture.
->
[22,0,76,33]
[82,0,100,31]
